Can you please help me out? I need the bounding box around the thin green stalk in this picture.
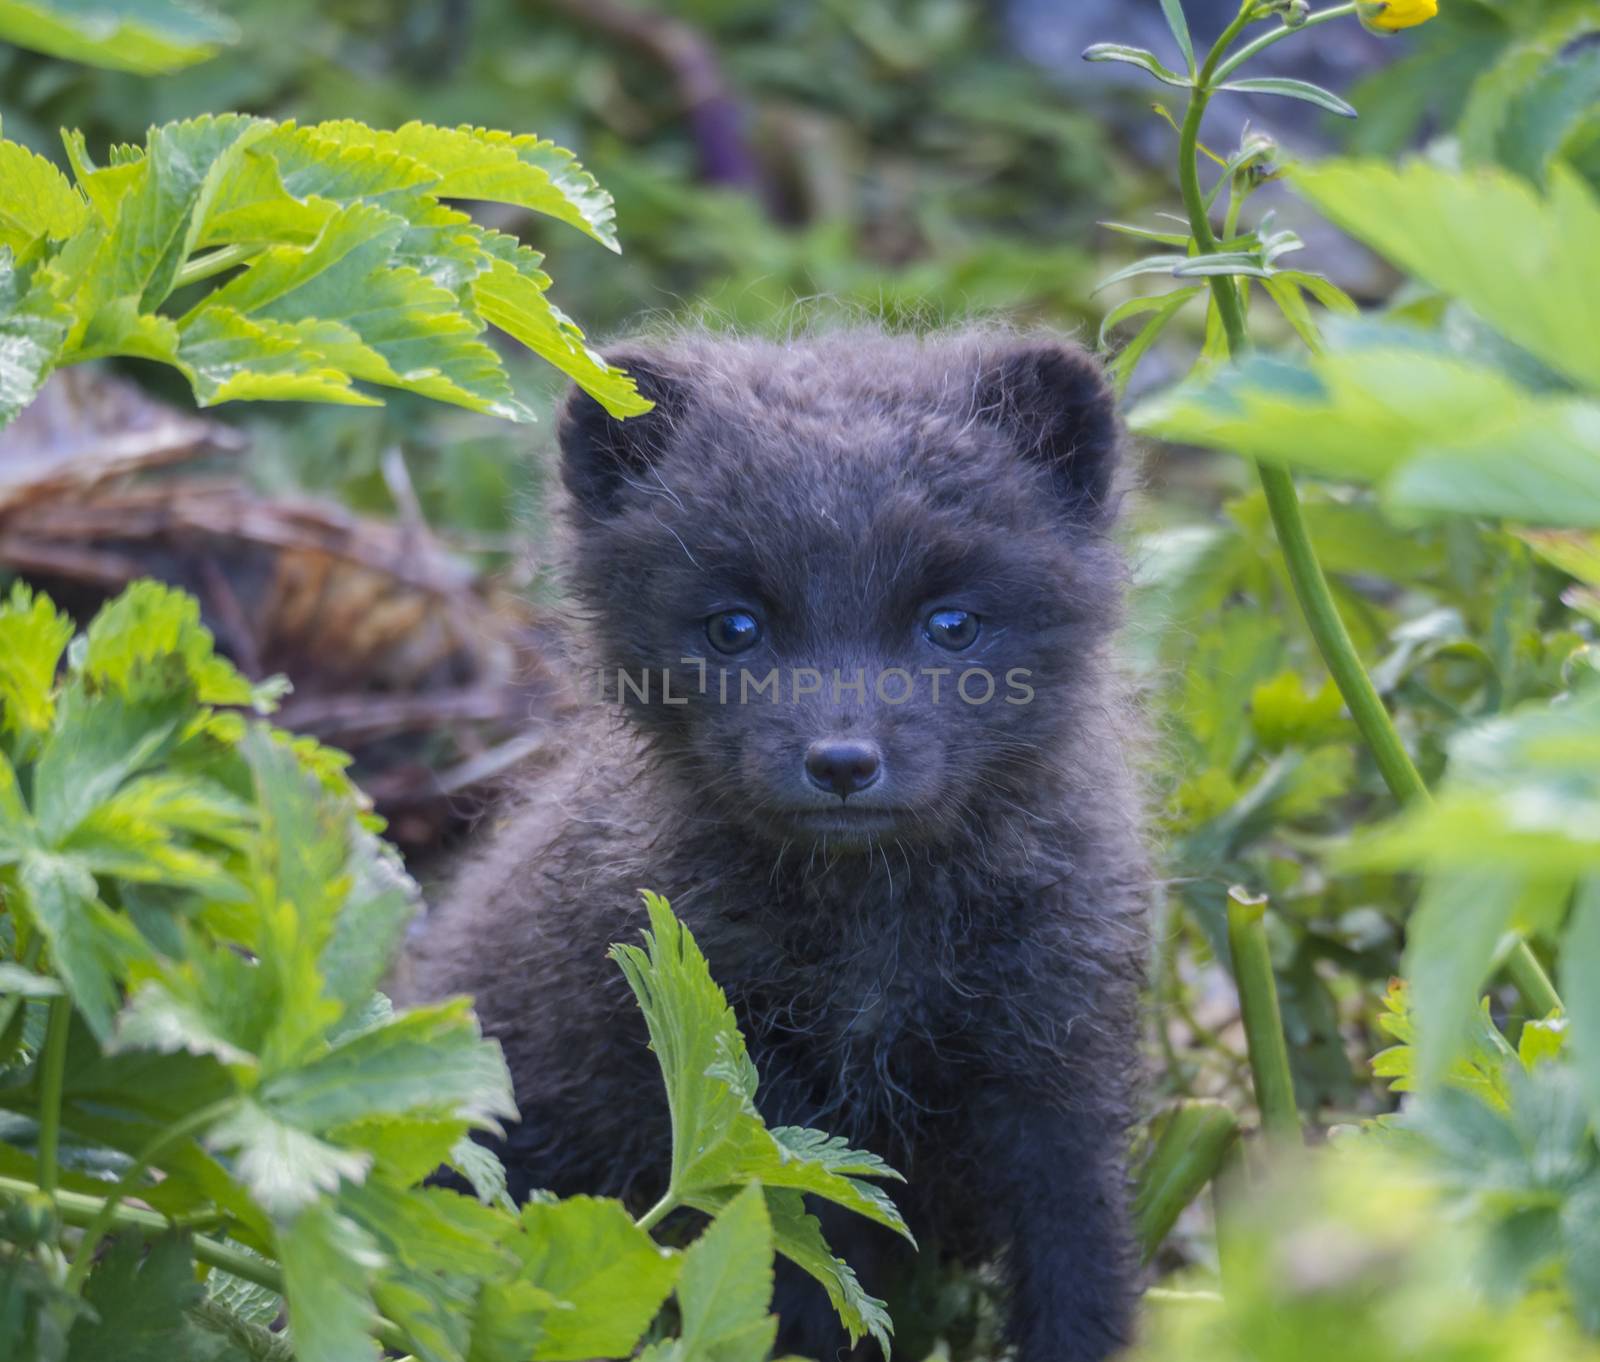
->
[1212,3,1358,82]
[170,242,265,293]
[1176,6,1563,1016]
[1504,938,1562,1017]
[64,1096,240,1293]
[35,997,72,1203]
[1226,892,1301,1143]
[1133,1100,1241,1259]
[634,1190,676,1233]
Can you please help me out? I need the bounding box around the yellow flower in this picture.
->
[1357,0,1439,32]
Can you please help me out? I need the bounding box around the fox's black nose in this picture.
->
[804,738,882,798]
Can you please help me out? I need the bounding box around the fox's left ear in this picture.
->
[976,340,1121,524]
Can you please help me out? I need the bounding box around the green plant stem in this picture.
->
[64,1096,239,1293]
[0,1176,411,1355]
[1225,893,1301,1143]
[35,997,71,1202]
[1212,3,1358,82]
[1133,1099,1241,1260]
[170,242,265,292]
[1504,938,1562,1016]
[634,1190,676,1233]
[1178,5,1563,1017]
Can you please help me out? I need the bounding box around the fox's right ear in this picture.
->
[557,351,690,518]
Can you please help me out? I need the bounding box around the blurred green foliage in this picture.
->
[6,0,1600,1358]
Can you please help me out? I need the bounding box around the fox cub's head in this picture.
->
[557,330,1126,849]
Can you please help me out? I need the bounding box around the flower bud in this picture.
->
[1357,0,1439,34]
[1286,0,1310,27]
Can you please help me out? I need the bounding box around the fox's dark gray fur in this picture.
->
[408,329,1148,1362]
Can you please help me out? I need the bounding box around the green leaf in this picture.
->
[1093,252,1189,294]
[1081,43,1192,90]
[1158,0,1194,74]
[80,575,257,708]
[17,851,146,1037]
[0,963,64,997]
[0,136,87,251]
[186,202,528,421]
[693,1185,893,1353]
[610,892,911,1242]
[647,1184,777,1362]
[73,115,270,319]
[207,1100,373,1215]
[279,1200,384,1362]
[64,1232,228,1362]
[0,0,236,74]
[0,583,74,742]
[0,251,73,429]
[469,248,650,417]
[1106,286,1204,394]
[1170,251,1276,280]
[1099,221,1190,248]
[1294,160,1600,392]
[447,1135,516,1213]
[1218,76,1357,119]
[257,999,515,1135]
[1130,336,1600,527]
[512,1197,681,1361]
[306,121,619,252]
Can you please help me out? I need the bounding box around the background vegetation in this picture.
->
[3,0,1600,1359]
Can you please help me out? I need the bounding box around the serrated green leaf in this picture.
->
[510,1196,681,1361]
[32,683,189,844]
[1295,160,1600,393]
[469,251,649,417]
[0,583,74,742]
[1130,337,1600,527]
[0,251,73,429]
[81,579,257,707]
[279,1200,384,1362]
[0,0,235,74]
[258,998,515,1135]
[0,137,87,250]
[73,115,270,321]
[466,1279,565,1362]
[610,892,911,1242]
[17,851,147,1037]
[176,306,375,408]
[447,1134,516,1213]
[648,1184,777,1362]
[307,120,619,251]
[691,1185,893,1352]
[208,1100,372,1215]
[187,202,527,420]
[64,1233,223,1362]
[343,1180,515,1280]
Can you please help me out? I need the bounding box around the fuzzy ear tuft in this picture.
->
[557,350,689,518]
[976,341,1122,523]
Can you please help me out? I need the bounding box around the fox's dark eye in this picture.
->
[925,608,980,651]
[706,609,762,654]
